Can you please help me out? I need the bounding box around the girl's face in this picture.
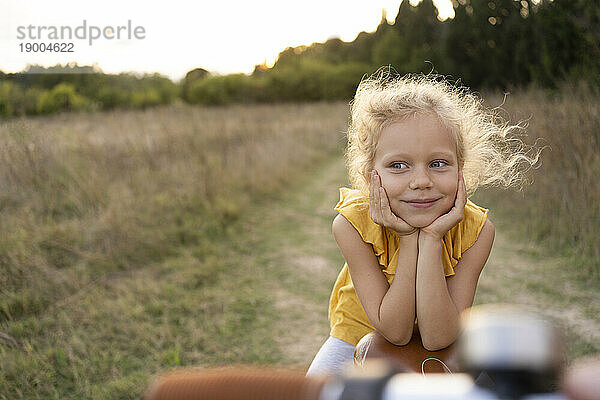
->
[372,114,459,228]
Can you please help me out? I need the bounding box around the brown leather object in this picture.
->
[142,367,328,400]
[354,329,459,374]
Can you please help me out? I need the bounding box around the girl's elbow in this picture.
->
[422,341,447,352]
[379,328,413,347]
[421,335,456,351]
[420,319,461,351]
[389,336,411,347]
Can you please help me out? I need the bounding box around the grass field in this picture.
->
[0,87,598,399]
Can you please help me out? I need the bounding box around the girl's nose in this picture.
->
[409,168,433,190]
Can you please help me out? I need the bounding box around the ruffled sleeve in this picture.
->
[333,188,388,268]
[440,199,488,276]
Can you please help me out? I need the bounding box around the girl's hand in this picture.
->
[370,170,418,236]
[420,171,467,240]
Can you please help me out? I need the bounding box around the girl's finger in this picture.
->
[369,170,376,214]
[379,186,396,222]
[380,187,417,235]
[373,173,384,223]
[457,171,467,208]
[370,170,383,223]
[379,186,391,224]
[447,173,466,224]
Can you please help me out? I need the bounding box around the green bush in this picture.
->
[97,86,130,110]
[186,74,259,106]
[151,75,179,104]
[320,62,369,100]
[185,60,371,106]
[266,60,371,102]
[1,67,179,116]
[0,82,14,117]
[130,88,163,109]
[36,83,91,114]
[0,81,25,118]
[267,61,325,101]
[23,87,44,115]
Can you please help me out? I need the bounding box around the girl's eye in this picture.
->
[430,160,448,168]
[390,162,407,169]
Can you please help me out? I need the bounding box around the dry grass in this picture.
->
[0,102,348,324]
[478,83,600,281]
[0,102,349,398]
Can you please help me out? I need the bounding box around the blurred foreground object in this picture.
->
[457,304,566,398]
[144,304,600,400]
[142,367,328,400]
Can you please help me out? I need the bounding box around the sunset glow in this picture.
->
[0,0,454,80]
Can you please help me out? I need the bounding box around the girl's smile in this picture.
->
[404,198,440,208]
[372,114,459,228]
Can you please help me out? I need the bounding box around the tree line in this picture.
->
[1,0,597,116]
[0,64,178,117]
[185,0,598,104]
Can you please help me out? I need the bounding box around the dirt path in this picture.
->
[238,155,599,371]
[232,154,350,370]
[477,230,600,358]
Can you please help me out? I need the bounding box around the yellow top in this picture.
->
[328,187,489,346]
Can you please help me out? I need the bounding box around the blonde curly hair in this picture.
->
[346,71,540,196]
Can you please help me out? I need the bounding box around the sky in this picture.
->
[0,0,454,82]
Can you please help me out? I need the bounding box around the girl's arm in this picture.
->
[415,173,495,351]
[416,220,494,350]
[332,214,418,345]
[331,170,420,344]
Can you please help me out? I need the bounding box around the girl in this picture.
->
[306,72,538,377]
